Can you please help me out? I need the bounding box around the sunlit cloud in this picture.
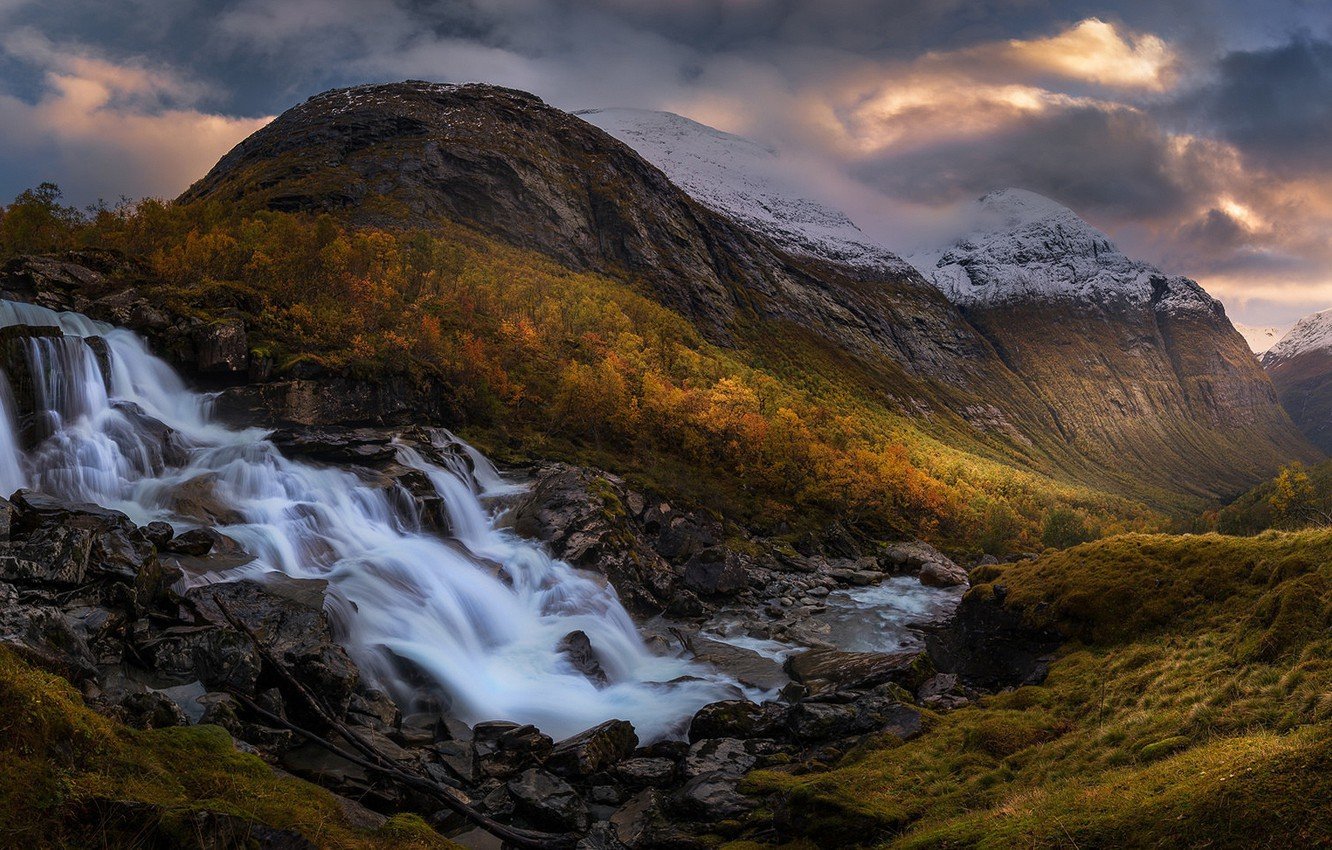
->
[0,31,271,202]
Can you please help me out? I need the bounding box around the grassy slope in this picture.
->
[0,646,455,849]
[745,530,1332,848]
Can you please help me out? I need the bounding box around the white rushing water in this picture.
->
[0,300,741,740]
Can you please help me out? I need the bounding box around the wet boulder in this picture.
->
[473,721,554,779]
[268,426,401,465]
[681,547,749,597]
[785,647,925,696]
[557,630,609,687]
[508,768,591,832]
[674,738,758,822]
[187,578,358,710]
[166,474,246,526]
[547,719,639,778]
[508,464,676,615]
[688,699,789,742]
[613,757,677,789]
[193,318,249,375]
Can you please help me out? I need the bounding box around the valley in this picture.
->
[0,79,1329,850]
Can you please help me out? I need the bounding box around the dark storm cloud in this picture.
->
[1195,35,1332,174]
[854,104,1223,219]
[0,0,1329,320]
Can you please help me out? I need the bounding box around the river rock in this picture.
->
[674,738,758,821]
[919,559,969,588]
[558,630,609,687]
[613,757,677,789]
[187,578,358,709]
[548,719,639,778]
[268,426,400,465]
[193,318,248,375]
[785,647,922,695]
[924,583,1061,688]
[684,635,786,691]
[508,464,677,614]
[473,721,555,779]
[688,699,789,742]
[508,768,591,831]
[167,474,246,526]
[681,547,749,596]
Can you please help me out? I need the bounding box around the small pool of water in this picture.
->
[700,575,965,663]
[815,575,965,654]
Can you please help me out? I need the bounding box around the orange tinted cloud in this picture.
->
[0,31,270,201]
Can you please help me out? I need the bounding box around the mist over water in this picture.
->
[0,300,741,740]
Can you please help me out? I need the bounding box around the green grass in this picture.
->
[0,646,457,849]
[745,529,1332,848]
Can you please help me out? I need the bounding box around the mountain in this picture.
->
[908,188,1318,494]
[180,82,1315,504]
[1262,309,1332,452]
[1235,322,1286,355]
[575,108,911,275]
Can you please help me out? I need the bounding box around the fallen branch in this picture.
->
[212,598,573,850]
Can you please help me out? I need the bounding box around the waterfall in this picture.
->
[0,300,740,740]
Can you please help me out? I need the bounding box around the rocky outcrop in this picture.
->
[925,581,1062,689]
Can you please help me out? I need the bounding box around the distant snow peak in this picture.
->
[575,107,913,275]
[910,187,1219,315]
[1234,322,1288,355]
[1263,309,1332,366]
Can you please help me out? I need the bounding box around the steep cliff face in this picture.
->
[911,189,1318,497]
[1263,310,1332,453]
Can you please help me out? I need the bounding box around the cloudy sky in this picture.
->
[0,0,1328,325]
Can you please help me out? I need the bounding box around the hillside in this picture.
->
[1263,309,1332,453]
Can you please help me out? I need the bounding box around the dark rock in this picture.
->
[558,630,609,687]
[507,768,590,831]
[473,721,554,779]
[675,738,758,822]
[508,464,675,615]
[117,690,189,729]
[681,548,749,597]
[850,696,924,738]
[613,757,677,789]
[925,583,1062,689]
[268,426,400,465]
[187,579,357,709]
[194,318,248,375]
[786,702,858,741]
[163,527,220,556]
[688,699,788,743]
[785,648,923,695]
[547,719,638,778]
[142,521,174,548]
[430,739,478,784]
[684,635,786,691]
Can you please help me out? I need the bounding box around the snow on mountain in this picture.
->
[909,188,1219,314]
[576,108,913,275]
[1234,322,1288,355]
[1262,309,1332,366]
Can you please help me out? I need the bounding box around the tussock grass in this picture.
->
[747,530,1332,847]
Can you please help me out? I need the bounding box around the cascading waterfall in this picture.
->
[0,299,741,740]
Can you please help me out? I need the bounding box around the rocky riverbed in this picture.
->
[0,416,1057,848]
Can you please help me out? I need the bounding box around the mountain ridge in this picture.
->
[179,80,1319,505]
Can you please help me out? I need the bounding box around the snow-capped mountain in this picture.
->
[1262,310,1332,367]
[1234,322,1288,355]
[1262,309,1332,453]
[576,108,913,275]
[910,188,1219,315]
